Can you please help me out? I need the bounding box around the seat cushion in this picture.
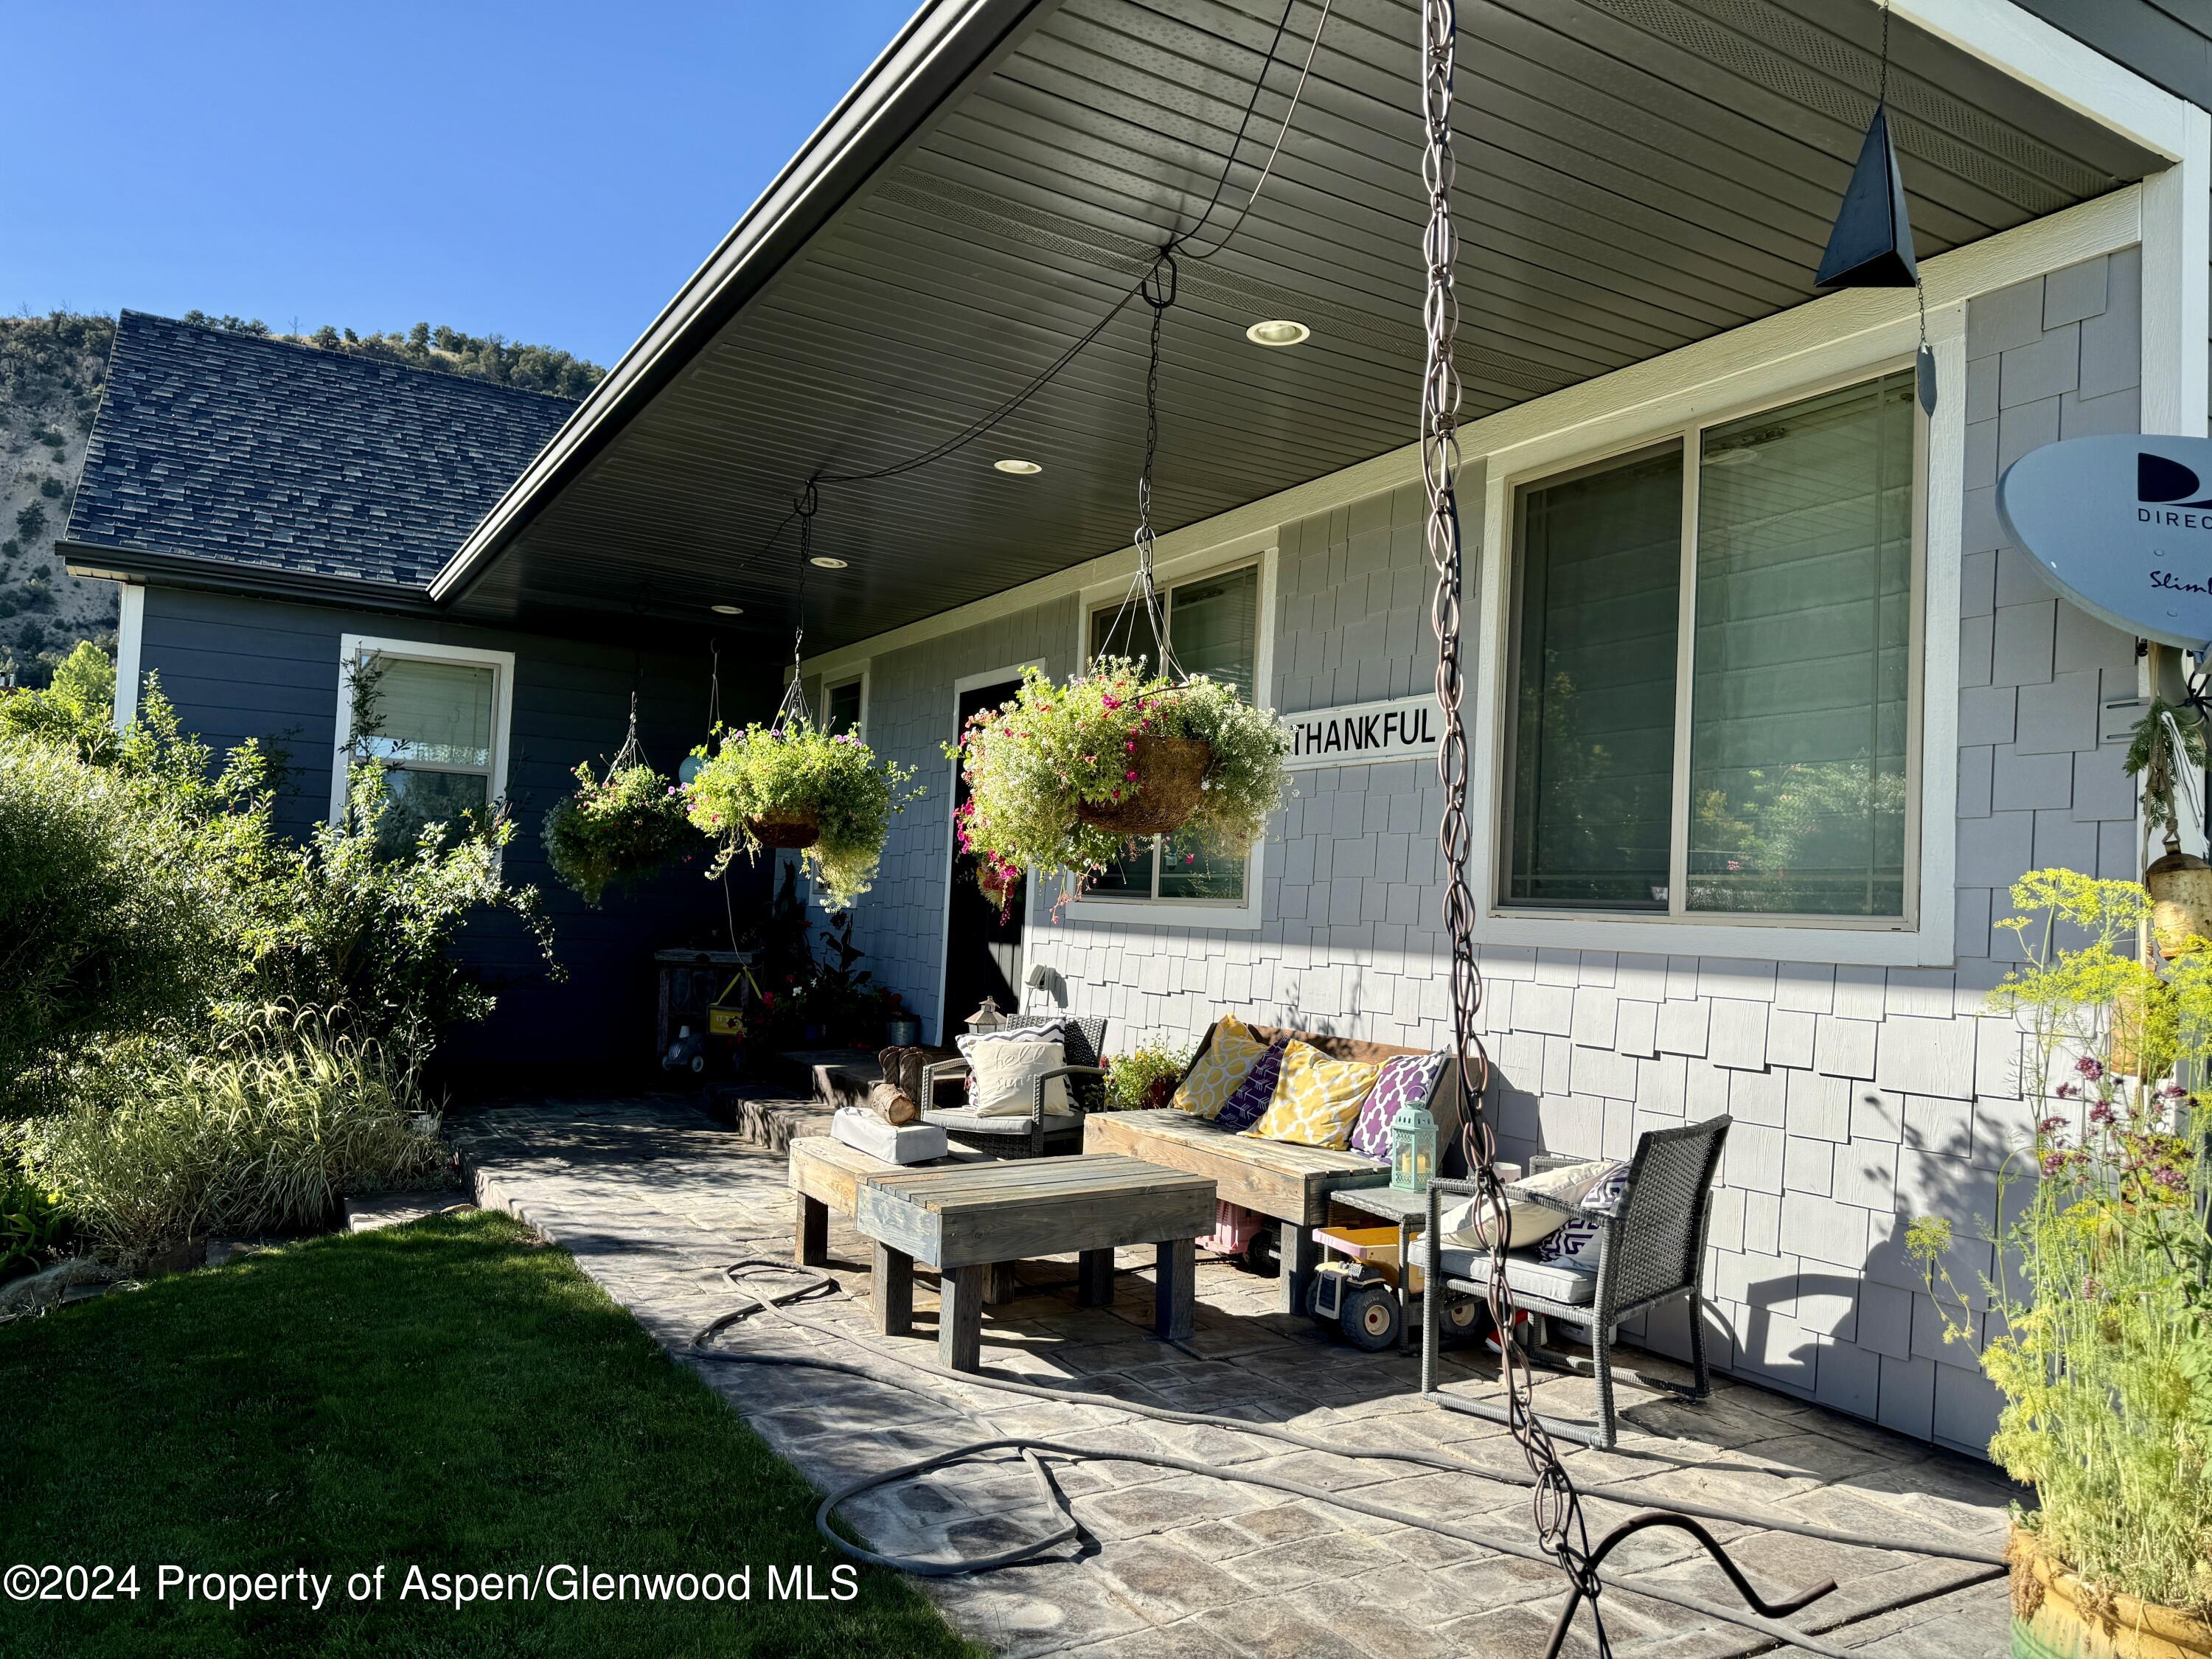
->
[1170,1015,1270,1121]
[1408,1239,1599,1307]
[925,1105,1079,1135]
[1243,1040,1379,1149]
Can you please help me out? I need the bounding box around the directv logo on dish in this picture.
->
[2138,453,2212,531]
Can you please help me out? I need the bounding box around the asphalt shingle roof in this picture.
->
[65,311,576,591]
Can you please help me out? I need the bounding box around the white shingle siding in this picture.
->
[830,251,2138,1460]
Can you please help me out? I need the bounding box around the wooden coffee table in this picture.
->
[849,1153,1217,1371]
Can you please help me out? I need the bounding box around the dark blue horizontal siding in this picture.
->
[137,585,783,1067]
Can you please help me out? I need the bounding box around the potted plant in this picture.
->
[540,759,693,906]
[1102,1041,1193,1113]
[1909,870,2212,1658]
[976,857,1022,917]
[684,719,917,911]
[946,658,1290,895]
[2126,697,2212,955]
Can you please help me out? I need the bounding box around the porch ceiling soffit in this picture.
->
[441,0,2161,651]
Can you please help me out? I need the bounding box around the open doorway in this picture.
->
[939,673,1026,1043]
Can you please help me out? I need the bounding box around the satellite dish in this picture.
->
[1996,434,2212,650]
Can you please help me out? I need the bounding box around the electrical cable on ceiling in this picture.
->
[736,0,1335,591]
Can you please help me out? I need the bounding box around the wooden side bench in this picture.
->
[852,1154,1217,1371]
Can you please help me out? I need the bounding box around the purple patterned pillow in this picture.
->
[1214,1039,1288,1133]
[1349,1052,1447,1161]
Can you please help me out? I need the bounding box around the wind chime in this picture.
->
[1815,0,1938,417]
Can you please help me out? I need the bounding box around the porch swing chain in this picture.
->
[1417,0,1607,1644]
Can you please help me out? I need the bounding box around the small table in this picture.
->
[1327,1166,1524,1352]
[852,1154,1217,1372]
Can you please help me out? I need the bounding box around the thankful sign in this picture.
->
[1282,693,1441,770]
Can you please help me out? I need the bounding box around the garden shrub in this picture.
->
[0,1125,68,1280]
[24,1004,448,1265]
[0,740,242,1106]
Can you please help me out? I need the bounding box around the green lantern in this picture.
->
[1389,1101,1438,1192]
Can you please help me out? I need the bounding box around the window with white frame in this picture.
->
[334,636,513,855]
[1503,369,1919,922]
[1085,560,1261,905]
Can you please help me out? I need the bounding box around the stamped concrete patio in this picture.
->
[450,1096,2018,1658]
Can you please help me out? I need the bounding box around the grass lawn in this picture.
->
[0,1211,978,1658]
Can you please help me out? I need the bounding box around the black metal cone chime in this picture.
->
[1816,0,1938,415]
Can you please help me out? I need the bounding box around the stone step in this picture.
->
[709,1088,832,1151]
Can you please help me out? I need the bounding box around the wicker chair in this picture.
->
[1416,1115,1731,1450]
[919,1015,1110,1160]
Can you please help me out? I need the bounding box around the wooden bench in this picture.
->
[1083,1021,1463,1316]
[850,1154,1217,1371]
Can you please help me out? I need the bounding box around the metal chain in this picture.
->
[1416,0,1607,1644]
[775,482,821,732]
[1101,252,1181,678]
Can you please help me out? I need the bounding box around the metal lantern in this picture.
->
[964,995,1006,1037]
[1388,1101,1439,1192]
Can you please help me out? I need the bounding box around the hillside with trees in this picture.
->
[0,310,605,686]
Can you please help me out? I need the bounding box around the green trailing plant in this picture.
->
[540,759,692,906]
[2126,698,2208,846]
[684,720,917,911]
[946,658,1290,889]
[0,1125,68,1279]
[23,1003,450,1267]
[1102,1041,1193,1113]
[1908,869,2212,1618]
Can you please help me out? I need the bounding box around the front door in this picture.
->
[941,678,1024,1042]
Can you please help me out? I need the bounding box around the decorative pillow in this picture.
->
[1439,1159,1612,1251]
[956,1020,1066,1066]
[965,1040,1071,1117]
[1214,1038,1288,1133]
[1538,1162,1630,1266]
[1169,1016,1270,1121]
[1349,1051,1447,1161]
[1243,1040,1380,1149]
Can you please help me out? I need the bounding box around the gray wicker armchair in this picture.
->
[919,1015,1110,1159]
[1416,1115,1731,1450]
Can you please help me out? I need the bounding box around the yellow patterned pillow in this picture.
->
[1244,1040,1380,1150]
[1169,1016,1270,1121]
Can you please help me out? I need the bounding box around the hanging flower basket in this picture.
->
[976,858,1022,914]
[747,806,821,850]
[684,719,917,911]
[540,759,692,907]
[945,657,1290,893]
[1073,734,1213,836]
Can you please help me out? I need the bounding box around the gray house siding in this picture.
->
[135,584,779,1068]
[823,247,2143,1457]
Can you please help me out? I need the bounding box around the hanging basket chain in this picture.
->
[1417,0,1607,1644]
[1098,252,1182,681]
[774,482,821,734]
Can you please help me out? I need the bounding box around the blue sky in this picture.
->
[2,1,921,367]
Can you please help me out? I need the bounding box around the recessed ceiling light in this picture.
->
[1245,319,1311,348]
[994,458,1043,475]
[809,555,849,570]
[710,603,744,615]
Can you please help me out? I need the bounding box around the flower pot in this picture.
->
[2149,846,2212,956]
[1074,736,1213,837]
[2011,1526,2212,1658]
[745,807,821,850]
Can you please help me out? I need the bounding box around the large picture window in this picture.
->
[1085,561,1261,905]
[1504,370,1919,922]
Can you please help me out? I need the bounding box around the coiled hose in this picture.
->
[689,1258,2007,1658]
